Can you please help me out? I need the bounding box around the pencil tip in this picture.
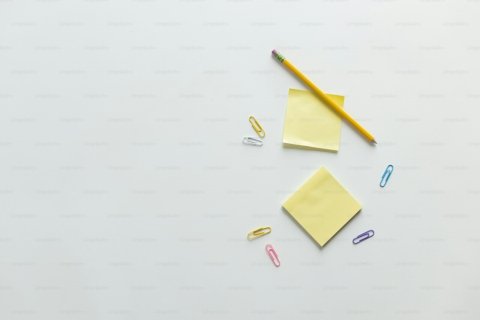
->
[372,139,377,145]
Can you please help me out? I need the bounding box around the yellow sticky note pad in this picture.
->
[283,88,344,152]
[282,167,362,247]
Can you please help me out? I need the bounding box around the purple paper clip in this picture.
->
[265,244,280,267]
[352,230,374,244]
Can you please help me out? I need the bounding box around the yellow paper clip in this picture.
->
[247,226,271,240]
[249,116,265,138]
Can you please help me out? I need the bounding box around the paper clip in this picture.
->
[352,230,374,244]
[380,164,394,187]
[265,244,280,267]
[242,136,263,147]
[247,226,271,240]
[248,116,265,138]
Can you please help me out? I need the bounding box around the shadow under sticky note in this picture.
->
[282,167,362,247]
[283,88,344,152]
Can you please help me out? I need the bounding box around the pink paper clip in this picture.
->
[265,244,280,267]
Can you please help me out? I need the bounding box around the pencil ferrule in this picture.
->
[272,50,285,63]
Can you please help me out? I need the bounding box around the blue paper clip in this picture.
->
[352,230,374,244]
[380,164,394,187]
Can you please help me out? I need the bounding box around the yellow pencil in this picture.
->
[272,50,377,144]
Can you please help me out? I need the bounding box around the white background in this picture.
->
[1,1,479,319]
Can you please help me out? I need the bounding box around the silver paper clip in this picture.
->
[352,230,374,244]
[380,164,394,187]
[242,136,263,146]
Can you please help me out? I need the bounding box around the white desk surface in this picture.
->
[1,1,479,319]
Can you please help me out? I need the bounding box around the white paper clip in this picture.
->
[242,136,263,146]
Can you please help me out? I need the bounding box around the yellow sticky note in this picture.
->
[283,88,344,152]
[282,167,362,247]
